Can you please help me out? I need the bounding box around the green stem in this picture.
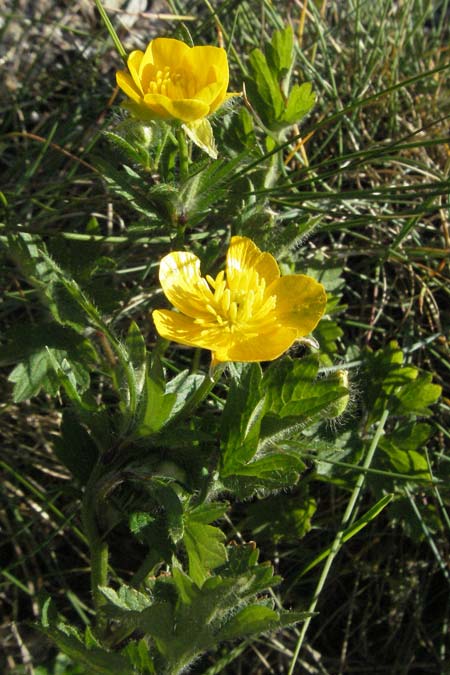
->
[95,326,138,435]
[81,466,109,635]
[176,125,190,183]
[288,408,390,675]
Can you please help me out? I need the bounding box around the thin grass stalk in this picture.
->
[288,407,390,674]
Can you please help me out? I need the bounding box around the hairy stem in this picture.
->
[81,466,109,636]
[176,126,190,183]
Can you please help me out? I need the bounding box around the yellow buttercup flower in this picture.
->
[116,37,232,124]
[152,236,327,364]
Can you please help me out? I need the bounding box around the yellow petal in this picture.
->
[159,251,213,319]
[138,41,155,78]
[273,275,327,336]
[214,326,298,363]
[226,236,280,291]
[194,81,225,109]
[203,62,229,113]
[145,37,191,72]
[116,70,143,104]
[143,93,209,122]
[153,310,217,349]
[186,46,228,85]
[127,50,144,93]
[208,83,228,114]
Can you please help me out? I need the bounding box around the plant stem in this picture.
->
[81,466,109,635]
[176,126,189,182]
[288,408,390,675]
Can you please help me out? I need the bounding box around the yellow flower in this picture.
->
[152,236,327,364]
[116,37,232,124]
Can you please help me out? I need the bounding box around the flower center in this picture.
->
[201,270,276,335]
[147,66,193,99]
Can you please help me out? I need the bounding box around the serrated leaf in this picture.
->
[178,155,246,227]
[99,585,153,612]
[394,373,441,416]
[157,484,185,544]
[8,347,90,402]
[259,356,349,446]
[282,82,315,125]
[266,25,294,77]
[94,157,174,221]
[314,318,344,355]
[232,452,304,482]
[364,341,441,422]
[220,363,266,475]
[247,48,284,126]
[218,604,279,641]
[379,422,431,479]
[183,519,227,587]
[221,542,260,576]
[243,491,316,543]
[187,502,228,524]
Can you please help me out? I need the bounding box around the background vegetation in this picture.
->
[1,0,449,673]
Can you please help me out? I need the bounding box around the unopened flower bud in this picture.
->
[323,369,350,419]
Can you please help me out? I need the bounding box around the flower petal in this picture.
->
[202,61,229,113]
[127,50,144,93]
[153,311,235,356]
[159,251,213,319]
[116,70,142,104]
[152,309,217,349]
[226,236,280,291]
[194,80,225,110]
[186,46,228,86]
[145,37,191,71]
[214,326,298,363]
[143,93,209,122]
[273,275,327,336]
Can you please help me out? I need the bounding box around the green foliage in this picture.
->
[37,618,133,675]
[363,341,442,423]
[245,26,315,133]
[88,540,303,674]
[134,360,204,437]
[379,422,432,480]
[54,410,99,485]
[219,357,350,497]
[2,2,447,674]
[242,488,317,543]
[183,503,228,586]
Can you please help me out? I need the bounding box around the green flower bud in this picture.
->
[323,369,350,419]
